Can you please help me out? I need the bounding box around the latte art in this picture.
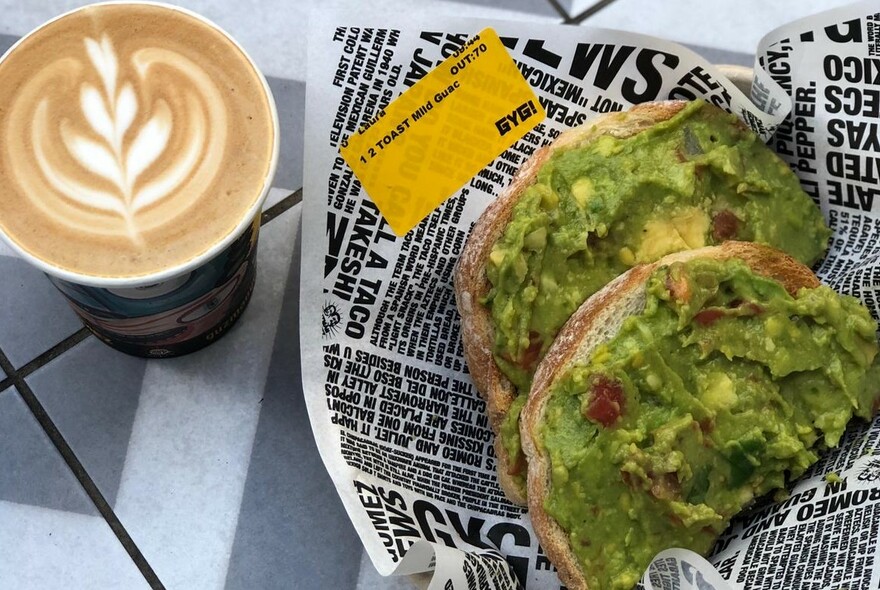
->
[0,4,276,279]
[10,35,228,244]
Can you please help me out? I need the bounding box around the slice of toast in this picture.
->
[454,101,691,504]
[519,242,826,590]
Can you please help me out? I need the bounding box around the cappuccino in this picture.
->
[0,2,277,280]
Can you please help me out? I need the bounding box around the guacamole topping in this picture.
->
[538,258,880,590]
[485,101,832,490]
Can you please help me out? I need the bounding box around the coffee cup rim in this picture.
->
[0,1,280,288]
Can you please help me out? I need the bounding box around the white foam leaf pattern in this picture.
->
[80,84,113,143]
[12,36,226,244]
[65,187,125,215]
[33,100,125,216]
[115,84,137,145]
[132,95,204,212]
[125,100,171,186]
[60,123,124,190]
[85,36,117,101]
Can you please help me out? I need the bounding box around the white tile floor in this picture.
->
[0,501,150,590]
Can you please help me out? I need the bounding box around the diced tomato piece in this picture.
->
[712,210,739,241]
[694,309,725,326]
[519,331,543,372]
[584,376,625,427]
[695,301,763,326]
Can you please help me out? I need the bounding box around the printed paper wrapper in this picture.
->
[300,2,880,588]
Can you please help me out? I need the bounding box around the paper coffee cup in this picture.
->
[0,2,279,357]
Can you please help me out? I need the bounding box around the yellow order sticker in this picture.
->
[340,28,545,236]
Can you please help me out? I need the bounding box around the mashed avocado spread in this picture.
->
[486,101,831,487]
[539,258,880,590]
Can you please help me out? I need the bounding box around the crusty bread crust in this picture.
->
[519,242,820,590]
[453,101,691,505]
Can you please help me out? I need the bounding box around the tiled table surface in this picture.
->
[0,0,857,588]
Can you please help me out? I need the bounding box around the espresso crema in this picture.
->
[0,3,276,279]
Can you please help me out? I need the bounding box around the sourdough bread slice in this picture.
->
[519,242,820,590]
[453,101,691,505]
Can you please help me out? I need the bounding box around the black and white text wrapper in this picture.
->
[300,2,880,588]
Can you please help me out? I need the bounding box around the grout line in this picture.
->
[0,352,15,391]
[0,346,166,589]
[564,0,618,24]
[260,188,302,226]
[16,328,92,380]
[544,0,572,20]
